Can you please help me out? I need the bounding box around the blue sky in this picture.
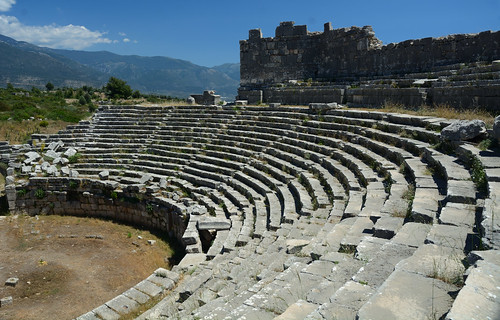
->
[0,0,498,67]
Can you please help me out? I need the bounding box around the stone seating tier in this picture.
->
[2,104,498,319]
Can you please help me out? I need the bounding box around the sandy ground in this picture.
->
[0,214,176,320]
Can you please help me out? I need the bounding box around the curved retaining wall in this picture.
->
[13,177,187,241]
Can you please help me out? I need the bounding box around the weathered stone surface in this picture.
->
[197,217,231,230]
[187,204,208,216]
[99,170,109,180]
[329,280,375,316]
[47,140,64,151]
[159,177,168,189]
[154,268,180,283]
[0,296,13,307]
[5,175,14,185]
[396,244,465,282]
[44,149,60,159]
[105,295,138,315]
[176,253,206,270]
[372,217,404,239]
[139,174,153,184]
[357,270,456,320]
[425,224,470,250]
[275,300,317,320]
[123,288,150,304]
[493,115,500,142]
[5,277,19,287]
[286,239,310,254]
[75,311,100,320]
[64,147,77,158]
[447,180,476,204]
[391,222,431,247]
[21,165,32,174]
[24,151,40,161]
[441,120,487,141]
[439,202,476,228]
[134,280,163,298]
[93,305,121,320]
[309,102,339,111]
[446,258,500,320]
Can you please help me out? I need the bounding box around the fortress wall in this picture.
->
[240,21,500,86]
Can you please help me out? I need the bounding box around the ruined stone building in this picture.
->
[238,21,500,111]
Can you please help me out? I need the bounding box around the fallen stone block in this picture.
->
[99,170,109,180]
[0,296,13,307]
[5,277,18,287]
[441,119,487,141]
[64,147,77,158]
[309,102,339,111]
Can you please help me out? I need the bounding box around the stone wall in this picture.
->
[238,85,500,111]
[240,21,500,87]
[12,177,187,241]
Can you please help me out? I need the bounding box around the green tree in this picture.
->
[64,88,74,99]
[78,96,87,105]
[132,90,141,99]
[105,77,132,99]
[84,93,92,104]
[45,82,54,91]
[31,87,41,96]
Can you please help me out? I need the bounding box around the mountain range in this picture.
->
[0,34,240,99]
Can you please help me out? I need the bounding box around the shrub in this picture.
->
[34,188,45,199]
[39,120,49,127]
[68,153,82,164]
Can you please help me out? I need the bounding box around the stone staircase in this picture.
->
[2,104,499,319]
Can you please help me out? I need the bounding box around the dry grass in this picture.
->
[371,103,496,127]
[0,119,74,144]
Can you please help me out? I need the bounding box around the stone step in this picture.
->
[356,270,459,320]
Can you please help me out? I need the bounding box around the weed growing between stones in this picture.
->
[402,184,415,219]
[68,153,82,164]
[34,188,45,199]
[17,188,27,197]
[468,155,488,195]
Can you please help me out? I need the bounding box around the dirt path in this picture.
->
[0,214,176,320]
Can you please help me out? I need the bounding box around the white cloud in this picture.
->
[119,32,127,36]
[123,38,130,43]
[0,15,113,50]
[0,0,15,12]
